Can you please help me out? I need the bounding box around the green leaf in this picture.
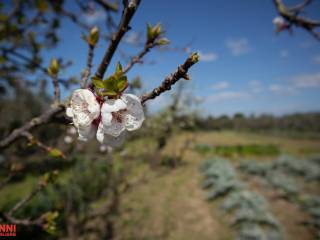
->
[115,62,123,75]
[92,76,104,89]
[43,211,59,235]
[117,76,128,92]
[153,23,162,37]
[147,23,153,41]
[102,90,118,97]
[157,38,170,46]
[103,76,118,91]
[49,148,64,158]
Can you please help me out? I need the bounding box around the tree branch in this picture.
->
[0,105,65,150]
[140,53,199,104]
[21,132,66,159]
[94,0,141,79]
[50,74,60,105]
[59,9,112,41]
[273,0,320,40]
[94,0,119,12]
[1,172,58,227]
[7,183,45,217]
[81,45,95,88]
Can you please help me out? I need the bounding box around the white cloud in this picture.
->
[280,49,289,58]
[269,72,320,95]
[226,38,251,56]
[249,80,262,93]
[292,73,320,88]
[269,84,296,94]
[83,9,106,24]
[211,81,229,90]
[124,31,140,45]
[313,55,320,65]
[207,91,251,102]
[198,50,218,62]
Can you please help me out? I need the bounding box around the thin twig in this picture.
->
[140,53,199,104]
[81,45,95,88]
[21,131,66,158]
[273,0,320,40]
[94,0,119,12]
[51,74,60,105]
[0,105,65,151]
[2,214,43,227]
[1,47,48,74]
[59,9,112,41]
[7,182,45,217]
[123,42,157,74]
[1,173,57,227]
[94,0,141,79]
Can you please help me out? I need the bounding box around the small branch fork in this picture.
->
[94,0,141,79]
[0,105,64,150]
[21,132,66,159]
[122,42,158,74]
[273,0,320,40]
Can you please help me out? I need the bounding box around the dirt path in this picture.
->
[115,150,232,240]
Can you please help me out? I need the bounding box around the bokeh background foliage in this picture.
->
[1,0,320,240]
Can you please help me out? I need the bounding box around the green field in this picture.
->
[1,131,320,239]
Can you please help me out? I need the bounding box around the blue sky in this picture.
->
[48,0,320,116]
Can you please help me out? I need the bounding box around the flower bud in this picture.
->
[191,52,200,63]
[156,38,170,46]
[48,58,59,76]
[88,26,99,46]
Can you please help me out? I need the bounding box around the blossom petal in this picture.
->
[121,94,145,131]
[103,118,125,137]
[102,132,126,147]
[70,89,100,126]
[66,107,74,118]
[74,112,92,126]
[101,112,113,127]
[101,98,127,113]
[88,103,100,115]
[96,122,126,146]
[78,125,95,141]
[96,122,105,144]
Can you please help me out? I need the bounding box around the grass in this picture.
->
[193,130,320,156]
[0,169,72,210]
[195,143,280,157]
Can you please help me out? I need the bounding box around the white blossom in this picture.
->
[64,135,73,144]
[66,89,100,141]
[97,94,144,143]
[99,144,108,152]
[67,126,77,135]
[273,16,285,27]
